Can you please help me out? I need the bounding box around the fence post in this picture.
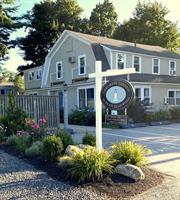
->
[33,98,37,122]
[56,95,60,128]
[64,90,68,129]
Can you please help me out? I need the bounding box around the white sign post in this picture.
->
[89,61,135,150]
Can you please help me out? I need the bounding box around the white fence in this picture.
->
[0,95,59,128]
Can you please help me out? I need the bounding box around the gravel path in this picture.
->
[0,150,107,200]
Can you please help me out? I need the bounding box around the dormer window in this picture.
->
[169,61,176,76]
[56,61,63,79]
[28,71,34,81]
[78,55,86,75]
[152,58,160,74]
[36,69,42,80]
[116,53,126,69]
[133,56,141,72]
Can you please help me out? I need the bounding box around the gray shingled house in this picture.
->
[22,30,180,117]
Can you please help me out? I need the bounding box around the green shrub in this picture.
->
[68,108,95,126]
[42,135,63,161]
[14,135,32,152]
[169,107,180,121]
[0,133,6,143]
[7,135,18,145]
[111,141,152,167]
[68,147,116,182]
[82,131,96,146]
[127,100,147,123]
[146,110,171,122]
[56,130,74,150]
[0,94,27,136]
[25,141,43,157]
[0,127,6,143]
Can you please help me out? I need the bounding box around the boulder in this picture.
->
[65,144,94,157]
[116,164,145,181]
[76,144,92,150]
[65,145,82,157]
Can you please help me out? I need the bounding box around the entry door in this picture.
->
[59,92,64,123]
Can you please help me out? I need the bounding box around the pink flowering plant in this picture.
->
[25,117,48,140]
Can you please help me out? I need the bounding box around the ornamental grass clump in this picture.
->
[68,147,116,182]
[111,141,152,167]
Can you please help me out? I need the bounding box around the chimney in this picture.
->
[134,40,137,47]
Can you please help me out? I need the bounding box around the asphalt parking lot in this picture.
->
[102,124,180,154]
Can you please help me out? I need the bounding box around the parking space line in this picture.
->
[154,126,180,131]
[103,132,180,147]
[120,129,179,138]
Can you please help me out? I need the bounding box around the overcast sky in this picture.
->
[4,0,180,72]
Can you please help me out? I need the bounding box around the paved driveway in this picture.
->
[71,123,180,177]
[102,124,180,154]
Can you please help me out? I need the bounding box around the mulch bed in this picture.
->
[0,144,165,200]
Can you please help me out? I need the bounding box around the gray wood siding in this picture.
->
[24,67,42,90]
[110,50,180,75]
[47,36,96,87]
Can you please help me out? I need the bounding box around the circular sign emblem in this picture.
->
[100,80,134,110]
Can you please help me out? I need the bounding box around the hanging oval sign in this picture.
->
[100,80,134,110]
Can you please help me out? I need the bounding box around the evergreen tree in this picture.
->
[0,0,20,63]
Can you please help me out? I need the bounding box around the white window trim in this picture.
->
[56,61,63,80]
[78,55,86,75]
[134,85,151,103]
[132,55,141,73]
[28,70,35,82]
[152,58,160,75]
[36,69,42,80]
[169,60,176,76]
[77,85,95,109]
[116,52,126,69]
[167,89,180,105]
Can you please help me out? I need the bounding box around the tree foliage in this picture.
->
[0,0,20,63]
[18,0,84,69]
[113,1,180,51]
[0,65,24,93]
[89,0,118,37]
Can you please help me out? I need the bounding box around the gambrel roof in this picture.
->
[67,30,180,59]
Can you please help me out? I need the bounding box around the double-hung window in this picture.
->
[116,53,126,69]
[36,69,42,80]
[78,87,94,109]
[168,90,180,105]
[133,56,141,72]
[152,58,160,74]
[135,86,151,105]
[28,71,34,81]
[56,61,63,79]
[169,61,176,76]
[78,55,86,75]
